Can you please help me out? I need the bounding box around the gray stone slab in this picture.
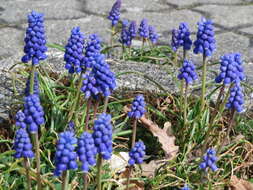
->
[164,0,244,7]
[194,5,253,28]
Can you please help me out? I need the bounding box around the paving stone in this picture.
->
[194,5,253,28]
[164,0,244,7]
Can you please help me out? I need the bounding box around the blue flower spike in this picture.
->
[199,148,218,172]
[194,18,216,57]
[128,95,146,119]
[77,132,97,172]
[181,184,191,190]
[54,131,78,176]
[13,128,34,159]
[93,113,113,160]
[15,110,27,129]
[64,27,85,74]
[149,25,159,44]
[138,19,149,40]
[128,141,146,166]
[108,0,122,27]
[24,72,40,96]
[226,82,244,113]
[178,60,198,84]
[21,11,47,65]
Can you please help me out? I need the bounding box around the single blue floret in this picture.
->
[128,95,146,119]
[215,53,245,85]
[13,128,34,159]
[77,132,97,172]
[21,11,47,65]
[93,113,113,160]
[194,18,216,57]
[226,82,244,113]
[199,148,218,172]
[138,19,149,39]
[177,60,198,84]
[128,141,146,166]
[108,0,121,27]
[54,131,78,176]
[64,27,85,74]
[23,94,45,133]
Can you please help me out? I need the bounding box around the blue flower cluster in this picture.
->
[92,54,117,97]
[77,132,97,172]
[13,128,34,159]
[21,11,47,65]
[149,26,159,44]
[226,83,244,113]
[54,131,78,176]
[82,34,102,69]
[108,0,121,27]
[119,20,137,47]
[138,19,149,39]
[128,141,145,165]
[24,72,40,96]
[81,71,100,99]
[24,94,45,133]
[215,53,245,85]
[64,27,85,74]
[181,184,191,190]
[93,113,113,160]
[199,148,218,172]
[178,60,198,84]
[194,18,216,57]
[15,110,27,129]
[128,95,146,119]
[171,22,192,51]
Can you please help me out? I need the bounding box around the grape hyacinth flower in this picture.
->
[93,113,113,160]
[64,27,85,74]
[77,132,97,172]
[194,18,216,57]
[199,148,218,172]
[128,95,146,119]
[81,71,100,99]
[108,0,121,27]
[171,29,180,52]
[24,72,40,96]
[119,19,130,47]
[215,53,245,85]
[128,141,146,165]
[148,25,159,44]
[226,82,244,113]
[15,110,27,129]
[67,121,75,133]
[21,11,47,65]
[138,19,149,40]
[92,54,117,97]
[129,21,137,40]
[54,131,78,176]
[24,94,45,133]
[178,60,198,84]
[13,128,34,158]
[181,184,191,190]
[82,34,102,69]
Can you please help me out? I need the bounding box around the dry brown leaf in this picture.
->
[119,168,144,190]
[141,159,165,177]
[230,175,253,190]
[140,116,179,159]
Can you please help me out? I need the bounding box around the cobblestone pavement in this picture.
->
[0,0,253,119]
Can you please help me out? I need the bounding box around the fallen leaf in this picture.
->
[109,152,129,173]
[230,175,253,190]
[140,116,179,159]
[141,159,165,177]
[119,168,144,190]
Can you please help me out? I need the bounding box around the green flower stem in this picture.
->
[96,154,103,190]
[183,83,188,128]
[62,171,69,190]
[126,166,133,190]
[32,133,42,190]
[84,98,92,131]
[111,26,115,48]
[131,119,137,148]
[23,158,32,190]
[180,50,187,105]
[83,173,88,190]
[103,96,109,113]
[93,97,100,121]
[200,55,207,111]
[68,73,83,123]
[29,65,36,94]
